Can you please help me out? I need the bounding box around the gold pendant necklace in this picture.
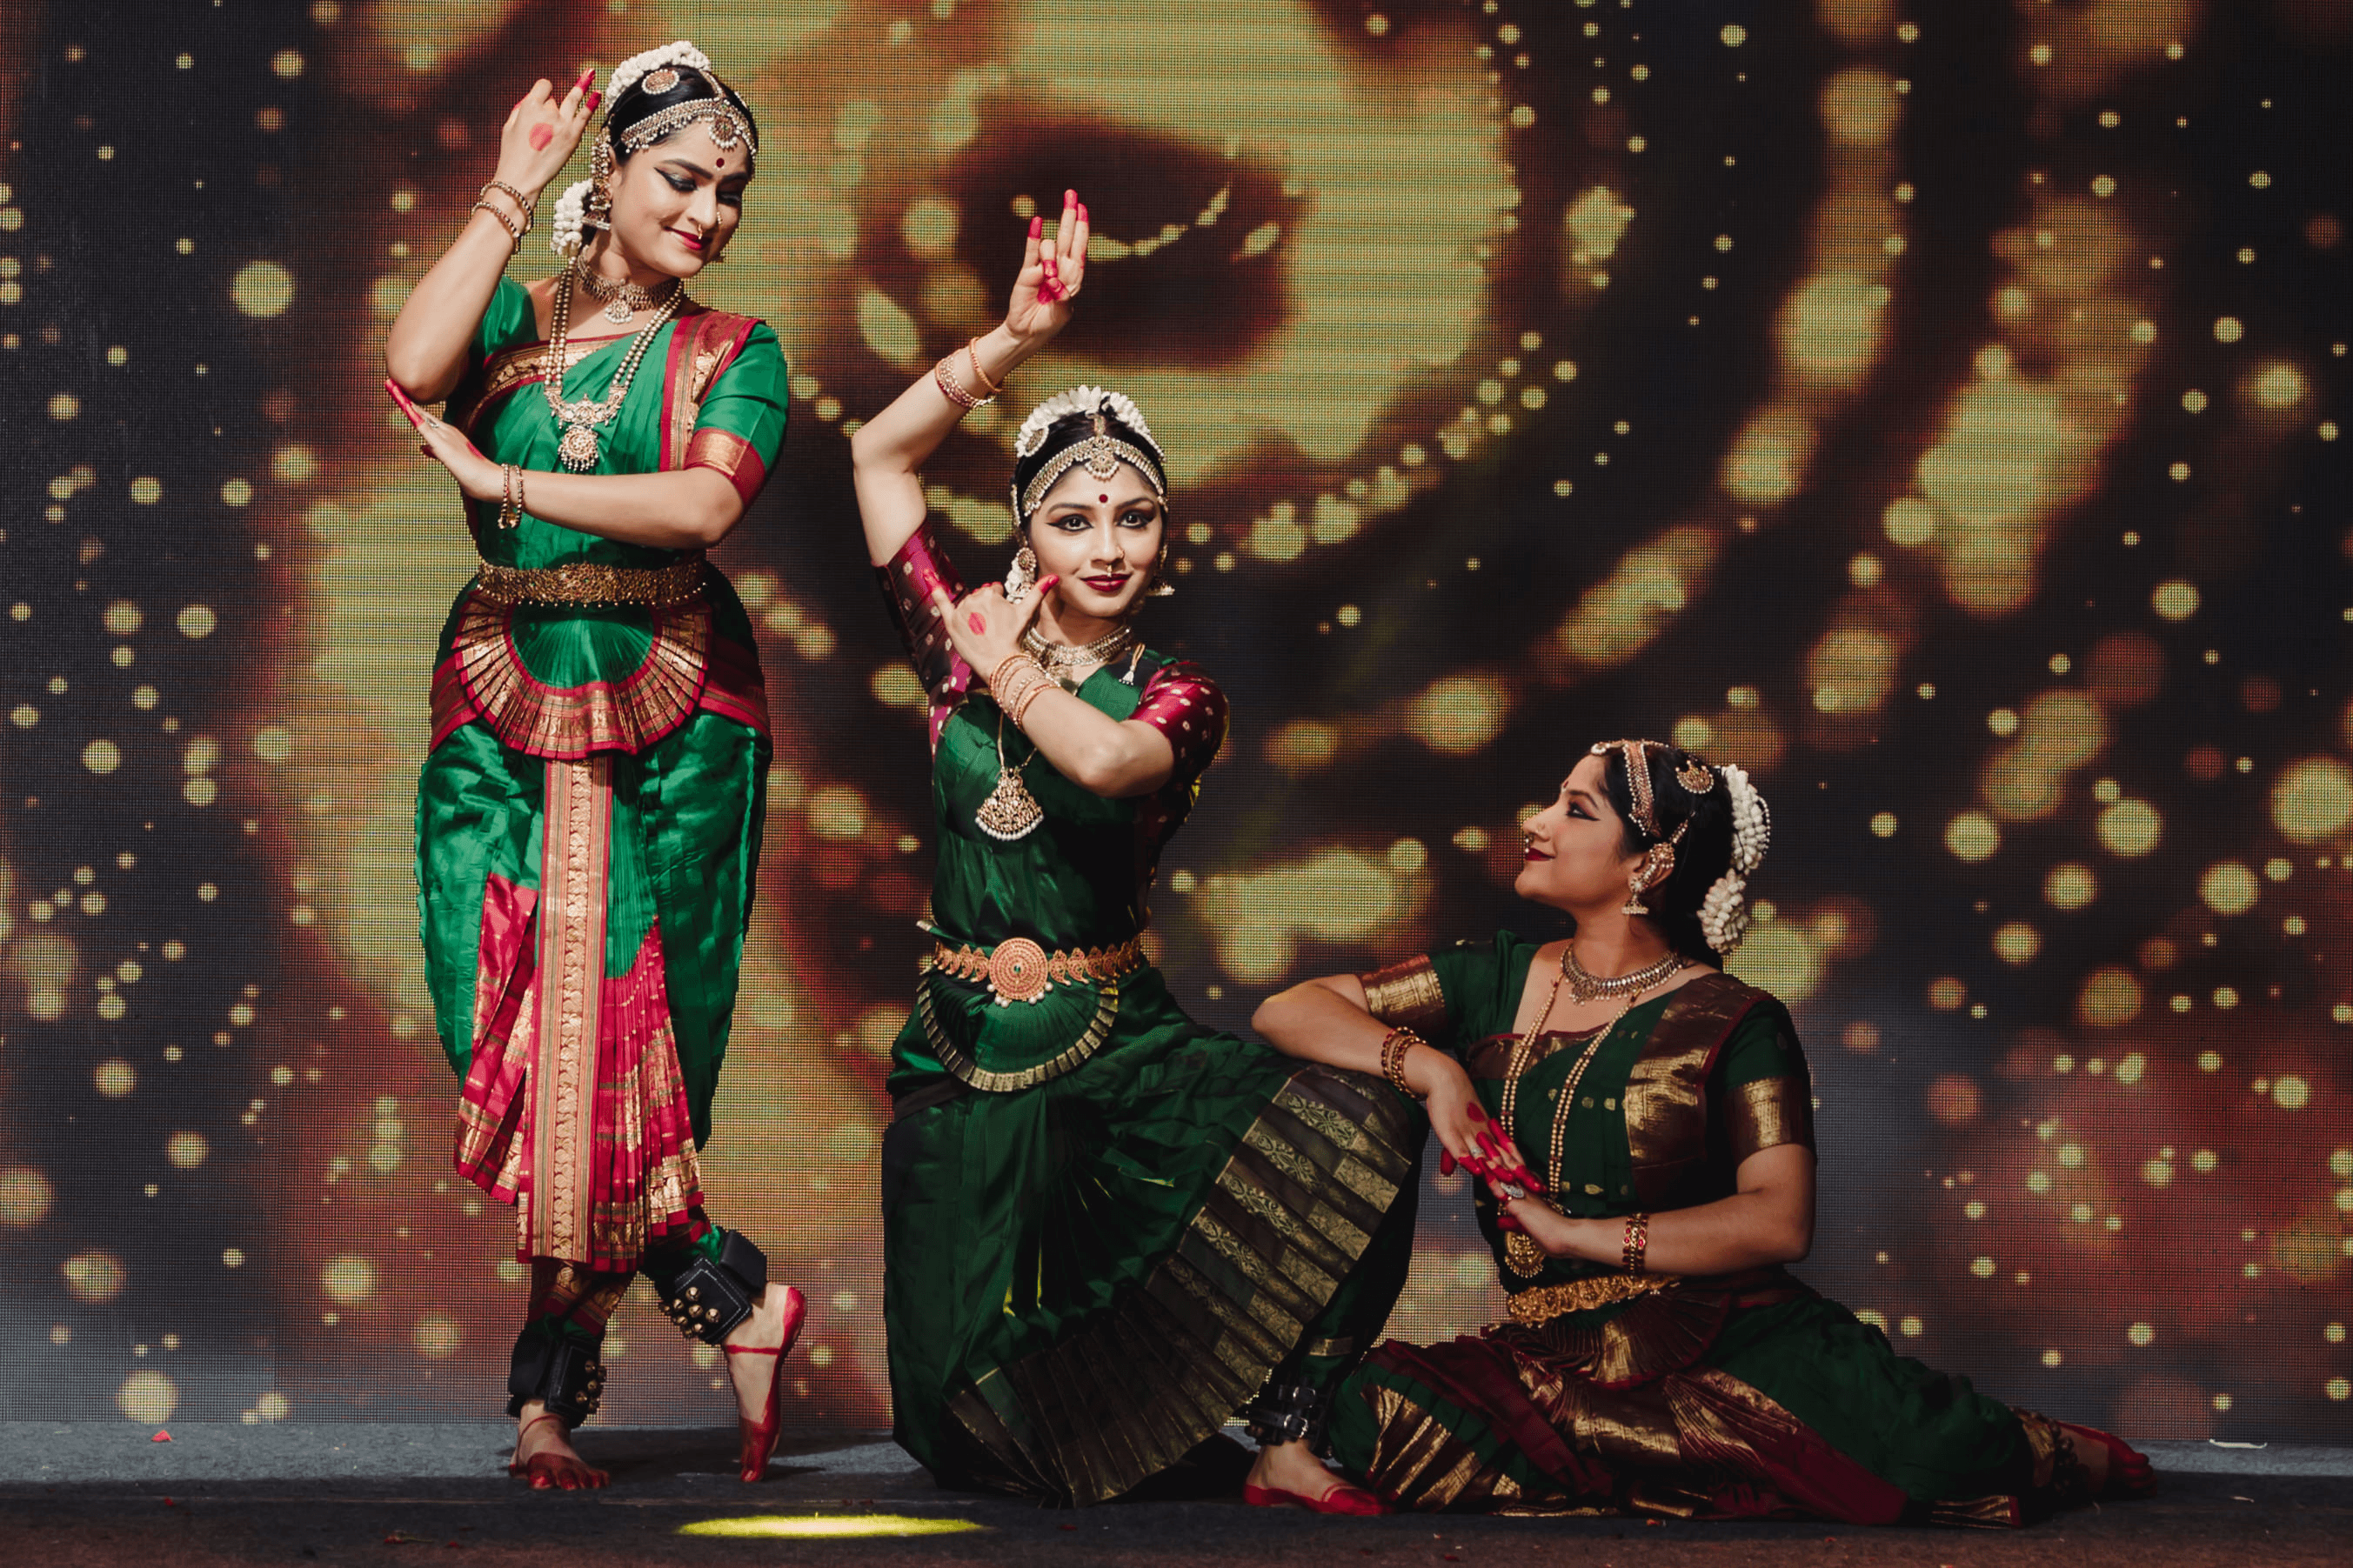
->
[974,711,1045,841]
[1499,944,1688,1278]
[542,265,685,473]
[575,265,665,325]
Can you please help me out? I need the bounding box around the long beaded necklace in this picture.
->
[1019,622,1134,680]
[1497,944,1688,1278]
[543,264,684,472]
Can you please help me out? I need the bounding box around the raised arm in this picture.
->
[850,192,1089,567]
[385,70,599,402]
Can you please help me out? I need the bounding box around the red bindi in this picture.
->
[716,156,725,166]
[1099,494,1109,503]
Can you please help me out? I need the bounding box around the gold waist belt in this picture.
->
[472,554,707,608]
[928,935,1146,1007]
[1505,1270,1681,1326]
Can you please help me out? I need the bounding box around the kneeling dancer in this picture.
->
[852,193,1430,1510]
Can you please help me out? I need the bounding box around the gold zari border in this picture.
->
[473,554,707,608]
[1506,1271,1683,1326]
[1360,954,1447,1031]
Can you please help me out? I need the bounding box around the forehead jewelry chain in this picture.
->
[543,265,684,473]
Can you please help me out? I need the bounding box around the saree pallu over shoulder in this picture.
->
[448,304,760,453]
[1623,971,1792,1210]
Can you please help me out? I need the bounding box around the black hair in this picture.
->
[1598,742,1737,961]
[603,65,759,165]
[1011,397,1168,537]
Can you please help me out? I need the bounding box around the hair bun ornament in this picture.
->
[606,39,712,100]
[1698,871,1750,957]
[549,178,593,255]
[1013,384,1159,459]
[1721,763,1772,876]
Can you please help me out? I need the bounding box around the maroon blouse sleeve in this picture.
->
[1130,659,1229,784]
[875,520,973,752]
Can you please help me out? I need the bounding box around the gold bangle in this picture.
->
[934,350,993,411]
[469,199,525,254]
[1621,1212,1651,1274]
[965,336,1002,398]
[1378,1027,1426,1099]
[1009,675,1053,731]
[987,651,1041,691]
[479,180,537,232]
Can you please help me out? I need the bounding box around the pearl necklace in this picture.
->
[542,266,684,473]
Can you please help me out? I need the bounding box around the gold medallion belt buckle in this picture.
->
[472,553,707,608]
[928,935,1146,1006]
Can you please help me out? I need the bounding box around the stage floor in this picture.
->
[0,1426,2343,1565]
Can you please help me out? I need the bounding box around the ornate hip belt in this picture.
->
[1505,1270,1682,1326]
[472,554,707,608]
[926,934,1147,1007]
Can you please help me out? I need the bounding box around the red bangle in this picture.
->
[1621,1212,1651,1274]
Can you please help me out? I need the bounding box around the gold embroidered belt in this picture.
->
[927,935,1146,1007]
[472,554,708,608]
[1505,1270,1682,1326]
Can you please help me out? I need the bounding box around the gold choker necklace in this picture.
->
[1020,623,1133,678]
[573,263,676,324]
[1562,945,1688,1004]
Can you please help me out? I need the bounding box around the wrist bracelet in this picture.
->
[1008,675,1053,731]
[470,199,526,254]
[1378,1027,1426,1099]
[479,180,537,229]
[964,337,1003,398]
[495,463,525,530]
[987,651,1041,691]
[934,349,994,411]
[1621,1211,1651,1274]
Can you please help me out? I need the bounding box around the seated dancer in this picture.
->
[852,193,1443,1511]
[386,41,806,1489]
[1255,739,2153,1524]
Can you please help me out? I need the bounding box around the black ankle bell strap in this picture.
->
[658,1230,768,1346]
[1241,1380,1332,1454]
[506,1325,606,1427]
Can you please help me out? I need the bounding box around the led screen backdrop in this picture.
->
[0,0,2348,1440]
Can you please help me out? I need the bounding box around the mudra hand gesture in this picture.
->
[1003,190,1092,351]
[496,68,602,205]
[931,575,1062,685]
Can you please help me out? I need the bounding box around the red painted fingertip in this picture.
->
[576,68,597,89]
[1028,215,1043,238]
[1438,1151,1456,1177]
[585,90,602,112]
[1037,575,1060,591]
[1064,188,1077,207]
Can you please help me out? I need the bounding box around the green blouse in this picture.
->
[1370,931,1814,1287]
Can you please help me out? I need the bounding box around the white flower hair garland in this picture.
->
[1697,763,1773,956]
[549,178,592,254]
[1013,385,1160,458]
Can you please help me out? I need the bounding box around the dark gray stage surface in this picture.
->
[0,1427,2344,1566]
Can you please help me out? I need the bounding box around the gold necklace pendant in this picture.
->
[975,713,1045,841]
[975,768,1045,840]
[1505,1229,1549,1278]
[602,297,632,325]
[558,422,602,472]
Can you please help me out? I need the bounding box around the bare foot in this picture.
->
[721,1282,808,1482]
[509,1404,608,1489]
[1246,1438,1351,1503]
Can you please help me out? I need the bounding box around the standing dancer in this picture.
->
[852,194,1496,1510]
[1255,739,2152,1524]
[387,41,804,1489]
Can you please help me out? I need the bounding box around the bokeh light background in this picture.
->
[0,0,2348,1441]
